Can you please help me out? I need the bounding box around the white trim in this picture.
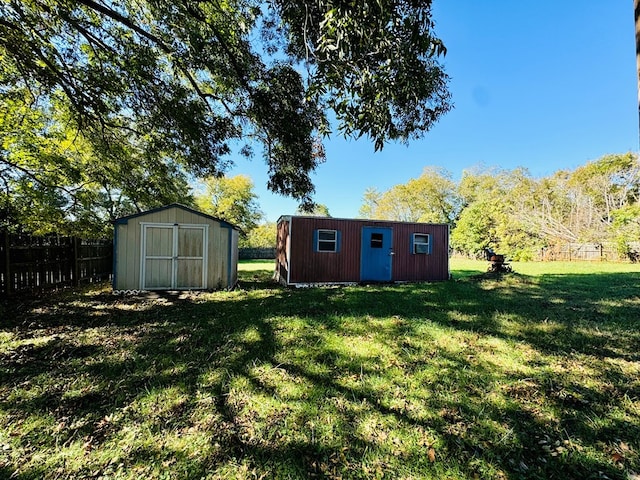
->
[291,282,358,288]
[140,223,174,290]
[140,222,208,228]
[317,229,338,252]
[172,224,179,287]
[412,233,430,254]
[203,225,209,288]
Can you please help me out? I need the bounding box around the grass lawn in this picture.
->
[1,258,639,479]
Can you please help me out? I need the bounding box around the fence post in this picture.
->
[73,237,80,287]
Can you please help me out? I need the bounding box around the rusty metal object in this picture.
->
[484,248,513,273]
[488,254,512,273]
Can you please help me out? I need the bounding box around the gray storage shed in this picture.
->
[113,204,239,291]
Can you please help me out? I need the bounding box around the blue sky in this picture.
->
[227,1,638,222]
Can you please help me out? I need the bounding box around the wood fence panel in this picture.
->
[0,232,112,296]
[539,243,640,262]
[238,247,276,259]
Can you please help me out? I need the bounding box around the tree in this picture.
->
[295,203,331,217]
[0,88,191,236]
[357,155,640,260]
[515,154,640,246]
[1,0,451,213]
[242,222,277,248]
[517,171,583,244]
[452,168,510,257]
[452,167,540,260]
[450,200,498,257]
[610,204,640,260]
[452,155,640,259]
[358,187,383,219]
[359,167,459,223]
[568,153,640,225]
[194,174,263,233]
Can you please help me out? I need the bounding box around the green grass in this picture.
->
[1,259,639,479]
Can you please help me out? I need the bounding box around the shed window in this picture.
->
[370,233,383,248]
[317,229,338,252]
[413,234,431,254]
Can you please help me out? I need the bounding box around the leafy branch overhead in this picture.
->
[0,0,451,210]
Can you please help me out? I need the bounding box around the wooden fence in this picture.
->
[0,232,113,296]
[239,247,276,260]
[539,243,640,262]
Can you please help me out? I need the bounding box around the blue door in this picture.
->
[360,227,393,281]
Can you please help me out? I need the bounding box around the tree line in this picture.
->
[359,153,640,260]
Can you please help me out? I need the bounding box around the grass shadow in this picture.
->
[0,267,639,478]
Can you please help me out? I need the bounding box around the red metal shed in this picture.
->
[275,216,449,286]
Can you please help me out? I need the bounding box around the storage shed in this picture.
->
[275,216,449,286]
[113,204,239,291]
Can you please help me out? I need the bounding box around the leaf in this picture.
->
[611,453,624,463]
[428,447,436,462]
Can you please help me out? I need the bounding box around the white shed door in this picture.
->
[142,224,207,290]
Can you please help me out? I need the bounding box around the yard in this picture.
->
[1,259,639,479]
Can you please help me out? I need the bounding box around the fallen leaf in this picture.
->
[428,447,436,462]
[611,453,624,463]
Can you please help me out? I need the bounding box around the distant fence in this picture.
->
[539,243,640,262]
[0,232,113,296]
[239,247,276,260]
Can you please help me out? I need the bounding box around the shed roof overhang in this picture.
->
[113,203,239,230]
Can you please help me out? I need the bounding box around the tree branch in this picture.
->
[75,0,170,52]
[0,156,82,200]
[75,0,216,113]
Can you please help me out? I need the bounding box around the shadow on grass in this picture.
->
[1,268,639,479]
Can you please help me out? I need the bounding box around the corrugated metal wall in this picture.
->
[390,222,449,281]
[284,217,449,284]
[289,217,361,283]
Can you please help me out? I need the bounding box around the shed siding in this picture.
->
[390,223,449,281]
[229,229,239,287]
[114,205,237,290]
[275,219,290,283]
[289,217,361,283]
[279,216,449,285]
[115,221,142,290]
